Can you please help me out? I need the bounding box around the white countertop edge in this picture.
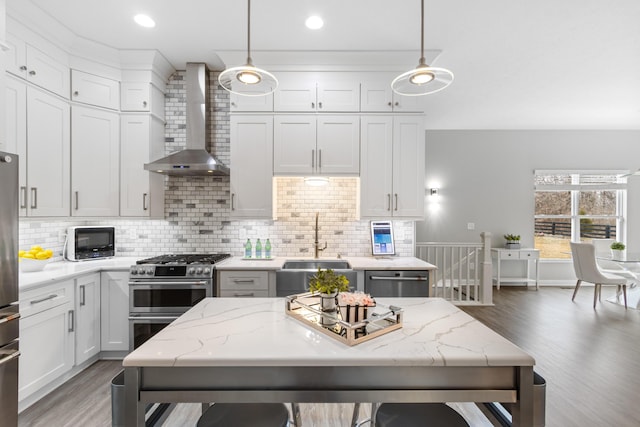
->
[216,256,436,271]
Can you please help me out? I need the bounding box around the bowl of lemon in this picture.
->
[19,246,54,272]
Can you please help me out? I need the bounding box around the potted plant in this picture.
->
[610,241,626,259]
[309,268,350,313]
[504,234,521,250]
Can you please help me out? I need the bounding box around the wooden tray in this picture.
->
[285,292,403,346]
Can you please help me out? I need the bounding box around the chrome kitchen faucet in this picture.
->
[314,212,327,259]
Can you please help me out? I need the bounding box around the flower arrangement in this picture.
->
[337,292,376,325]
[610,241,626,250]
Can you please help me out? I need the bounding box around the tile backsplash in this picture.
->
[18,70,415,259]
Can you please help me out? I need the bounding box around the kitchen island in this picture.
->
[123,297,536,426]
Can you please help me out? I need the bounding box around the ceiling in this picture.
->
[7,0,640,129]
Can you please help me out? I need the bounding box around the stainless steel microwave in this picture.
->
[65,226,115,261]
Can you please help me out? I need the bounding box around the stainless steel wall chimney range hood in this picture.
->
[144,63,230,176]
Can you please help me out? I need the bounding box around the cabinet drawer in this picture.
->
[219,271,269,291]
[19,281,73,319]
[519,250,539,260]
[499,251,519,259]
[219,290,270,298]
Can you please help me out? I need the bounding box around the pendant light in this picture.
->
[391,0,453,96]
[218,0,278,96]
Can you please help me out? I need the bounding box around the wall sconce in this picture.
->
[430,188,438,196]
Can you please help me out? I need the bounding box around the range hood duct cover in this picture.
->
[144,63,229,176]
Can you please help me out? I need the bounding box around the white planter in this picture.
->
[610,249,626,259]
[505,242,521,250]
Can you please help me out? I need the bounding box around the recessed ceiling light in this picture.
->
[134,14,156,28]
[305,15,324,30]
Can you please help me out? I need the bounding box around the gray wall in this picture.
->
[418,130,640,281]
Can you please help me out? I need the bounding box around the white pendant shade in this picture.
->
[392,0,453,96]
[218,0,277,97]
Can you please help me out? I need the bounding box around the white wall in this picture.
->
[418,130,640,281]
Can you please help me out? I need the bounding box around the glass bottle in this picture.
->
[244,239,252,258]
[255,238,263,259]
[265,239,272,258]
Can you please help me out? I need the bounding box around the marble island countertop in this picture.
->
[216,256,435,271]
[123,297,534,368]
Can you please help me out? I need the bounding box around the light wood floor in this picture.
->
[18,286,640,427]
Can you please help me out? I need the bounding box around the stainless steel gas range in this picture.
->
[128,253,230,351]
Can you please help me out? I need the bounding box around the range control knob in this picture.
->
[203,267,211,275]
[146,268,154,275]
[196,267,203,274]
[188,267,196,275]
[130,269,137,275]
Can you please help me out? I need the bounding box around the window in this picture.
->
[534,171,626,259]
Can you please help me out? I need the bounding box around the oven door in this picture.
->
[128,280,211,314]
[128,315,178,351]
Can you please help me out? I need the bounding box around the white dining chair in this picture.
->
[570,242,629,309]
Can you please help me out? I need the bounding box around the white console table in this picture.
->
[491,248,540,290]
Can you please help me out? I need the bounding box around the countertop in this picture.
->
[216,256,435,271]
[123,297,534,368]
[19,257,140,292]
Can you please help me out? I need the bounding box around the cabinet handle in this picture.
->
[318,149,322,168]
[20,187,27,209]
[30,294,57,305]
[394,193,398,211]
[19,65,27,71]
[311,149,315,168]
[29,70,36,76]
[394,102,399,107]
[143,193,148,211]
[311,102,315,109]
[232,279,255,283]
[30,188,37,209]
[68,310,75,332]
[143,101,148,107]
[73,91,79,96]
[80,285,86,306]
[318,102,323,109]
[387,102,392,107]
[233,292,255,297]
[0,349,20,366]
[231,193,235,211]
[387,194,391,211]
[231,102,237,108]
[75,191,79,210]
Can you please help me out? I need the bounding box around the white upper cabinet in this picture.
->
[273,115,359,176]
[71,70,119,110]
[5,32,70,98]
[230,115,274,219]
[120,114,165,217]
[121,82,165,117]
[71,105,120,216]
[360,76,423,112]
[230,91,274,112]
[360,115,425,219]
[273,72,360,112]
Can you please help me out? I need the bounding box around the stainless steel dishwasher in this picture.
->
[364,270,429,297]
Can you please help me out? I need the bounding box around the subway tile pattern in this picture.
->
[18,71,414,259]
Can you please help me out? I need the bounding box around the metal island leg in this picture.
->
[124,367,145,427]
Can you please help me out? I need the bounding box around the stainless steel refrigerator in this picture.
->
[0,151,20,426]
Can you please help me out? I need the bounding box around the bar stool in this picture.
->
[352,403,469,427]
[197,403,300,427]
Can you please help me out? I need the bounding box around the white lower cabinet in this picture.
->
[100,271,130,351]
[19,280,75,406]
[75,273,101,365]
[219,271,271,297]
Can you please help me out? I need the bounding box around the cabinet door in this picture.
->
[392,116,425,218]
[5,77,27,216]
[71,106,119,216]
[100,271,130,351]
[121,82,151,111]
[316,115,360,175]
[26,45,70,99]
[4,32,28,79]
[230,91,274,112]
[19,302,74,403]
[71,70,119,110]
[360,116,394,218]
[26,87,70,217]
[273,115,316,174]
[75,273,101,365]
[230,115,273,218]
[360,81,394,112]
[316,81,360,112]
[120,115,150,216]
[274,80,316,112]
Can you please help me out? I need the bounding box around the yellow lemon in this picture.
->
[18,250,26,257]
[44,249,54,258]
[22,253,35,259]
[31,245,43,252]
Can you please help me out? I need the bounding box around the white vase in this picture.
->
[611,249,625,259]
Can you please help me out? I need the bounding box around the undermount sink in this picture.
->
[282,260,351,270]
[276,260,355,297]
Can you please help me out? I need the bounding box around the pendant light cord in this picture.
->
[419,0,425,65]
[246,0,252,65]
